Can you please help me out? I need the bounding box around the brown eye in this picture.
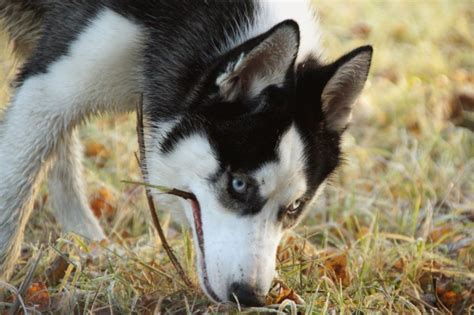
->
[287,199,303,215]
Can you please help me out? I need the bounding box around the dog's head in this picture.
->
[146,20,372,305]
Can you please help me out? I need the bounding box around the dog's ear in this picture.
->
[320,46,373,132]
[216,20,300,102]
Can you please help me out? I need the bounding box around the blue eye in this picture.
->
[231,177,247,194]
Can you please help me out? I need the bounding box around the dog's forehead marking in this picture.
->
[253,124,307,204]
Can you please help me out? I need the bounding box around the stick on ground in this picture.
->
[135,95,194,288]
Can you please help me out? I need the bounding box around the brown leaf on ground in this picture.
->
[25,282,50,311]
[46,254,70,286]
[90,187,116,218]
[277,234,318,263]
[84,141,110,167]
[443,87,474,131]
[435,277,474,311]
[392,257,406,272]
[266,280,305,305]
[320,249,351,287]
[85,141,109,158]
[456,88,474,112]
[407,120,422,137]
[444,96,465,125]
[428,224,454,243]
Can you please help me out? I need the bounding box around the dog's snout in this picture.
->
[229,282,266,306]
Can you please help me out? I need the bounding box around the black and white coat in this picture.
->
[0,0,372,306]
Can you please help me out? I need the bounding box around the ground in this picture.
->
[0,1,473,314]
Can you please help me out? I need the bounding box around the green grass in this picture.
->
[1,0,473,313]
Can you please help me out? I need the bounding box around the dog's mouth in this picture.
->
[189,196,221,303]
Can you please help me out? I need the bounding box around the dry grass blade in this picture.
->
[135,94,194,288]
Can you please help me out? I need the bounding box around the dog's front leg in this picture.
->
[48,130,105,241]
[0,81,82,280]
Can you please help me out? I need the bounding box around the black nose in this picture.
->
[229,282,265,307]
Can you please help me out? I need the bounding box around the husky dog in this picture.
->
[0,0,372,306]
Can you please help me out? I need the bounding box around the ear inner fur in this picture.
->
[321,46,373,132]
[216,20,300,101]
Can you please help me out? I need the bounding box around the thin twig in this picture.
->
[135,95,194,288]
[122,180,195,201]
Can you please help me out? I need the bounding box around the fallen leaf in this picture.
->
[90,187,116,218]
[84,141,110,167]
[428,224,453,243]
[46,254,70,286]
[407,120,421,137]
[435,277,473,311]
[392,257,406,272]
[277,234,318,263]
[443,97,464,125]
[320,249,351,287]
[84,141,109,158]
[456,87,474,112]
[25,282,50,310]
[266,280,305,305]
[443,87,474,131]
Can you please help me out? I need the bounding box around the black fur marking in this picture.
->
[295,46,373,200]
[160,88,294,172]
[293,59,343,202]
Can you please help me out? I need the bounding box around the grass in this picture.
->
[1,0,473,313]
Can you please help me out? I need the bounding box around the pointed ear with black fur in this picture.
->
[321,46,373,132]
[216,20,300,101]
